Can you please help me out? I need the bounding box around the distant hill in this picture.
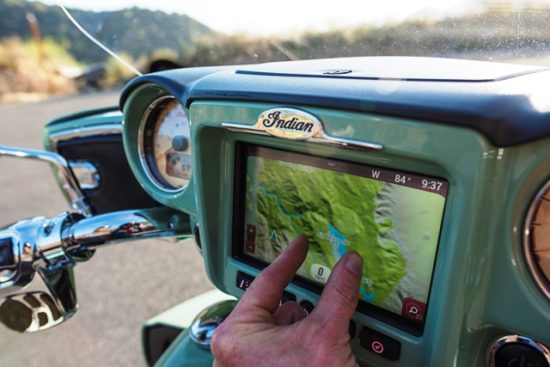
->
[2,0,549,74]
[0,0,216,62]
[178,6,550,67]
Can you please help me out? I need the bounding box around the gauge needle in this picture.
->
[155,148,172,162]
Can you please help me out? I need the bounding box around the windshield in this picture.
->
[1,0,550,99]
[47,1,550,78]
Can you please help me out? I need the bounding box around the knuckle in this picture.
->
[211,325,237,362]
[210,327,224,356]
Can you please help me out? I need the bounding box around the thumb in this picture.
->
[312,252,362,333]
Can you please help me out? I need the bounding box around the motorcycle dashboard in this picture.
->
[119,57,550,366]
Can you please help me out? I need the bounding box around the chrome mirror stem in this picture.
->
[0,145,93,217]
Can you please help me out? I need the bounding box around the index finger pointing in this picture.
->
[239,234,308,313]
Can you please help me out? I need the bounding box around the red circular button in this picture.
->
[371,341,385,354]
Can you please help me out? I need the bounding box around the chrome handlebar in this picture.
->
[0,207,191,332]
[0,145,93,217]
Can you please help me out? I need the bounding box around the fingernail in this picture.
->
[345,252,363,277]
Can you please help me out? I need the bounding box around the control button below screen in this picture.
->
[236,272,254,291]
[237,272,298,306]
[281,291,296,304]
[359,327,401,361]
[494,343,549,367]
[371,341,385,354]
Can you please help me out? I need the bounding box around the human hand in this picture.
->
[211,234,363,367]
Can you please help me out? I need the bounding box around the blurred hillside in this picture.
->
[0,0,216,63]
[0,37,79,102]
[179,7,550,66]
[1,0,550,101]
[2,1,549,68]
[0,0,216,101]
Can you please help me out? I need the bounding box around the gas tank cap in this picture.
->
[189,300,237,349]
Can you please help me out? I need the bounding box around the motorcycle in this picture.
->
[0,2,549,366]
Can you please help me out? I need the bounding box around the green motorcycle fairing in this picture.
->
[45,57,550,366]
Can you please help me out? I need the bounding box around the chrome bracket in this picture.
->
[69,161,101,190]
[48,122,122,152]
[221,107,383,151]
[222,122,383,151]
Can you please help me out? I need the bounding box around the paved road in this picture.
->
[0,92,213,366]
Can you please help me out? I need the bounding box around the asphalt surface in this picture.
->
[0,91,213,366]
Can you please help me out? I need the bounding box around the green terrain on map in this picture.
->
[245,157,407,305]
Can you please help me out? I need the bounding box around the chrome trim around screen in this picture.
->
[222,122,384,151]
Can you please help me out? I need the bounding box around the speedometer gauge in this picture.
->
[139,96,192,191]
[524,180,550,300]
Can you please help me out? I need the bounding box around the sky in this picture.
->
[43,0,482,36]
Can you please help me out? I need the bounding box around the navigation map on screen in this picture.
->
[241,147,447,324]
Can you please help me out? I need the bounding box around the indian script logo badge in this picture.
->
[256,108,322,140]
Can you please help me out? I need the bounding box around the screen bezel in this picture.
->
[232,143,448,336]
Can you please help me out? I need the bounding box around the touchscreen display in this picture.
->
[239,146,447,325]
